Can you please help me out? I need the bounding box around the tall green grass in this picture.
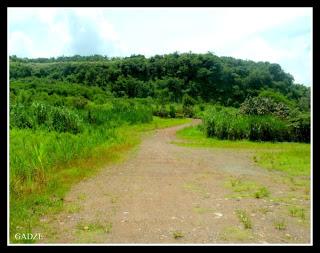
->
[10,96,190,243]
[9,98,157,242]
[10,99,155,194]
[10,127,116,196]
[203,106,300,142]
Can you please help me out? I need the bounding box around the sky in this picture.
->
[8,7,312,85]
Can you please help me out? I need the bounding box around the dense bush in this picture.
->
[288,112,310,142]
[152,104,169,118]
[169,105,176,118]
[31,102,50,126]
[247,115,289,141]
[152,103,188,118]
[240,96,290,119]
[11,102,83,134]
[70,96,88,109]
[10,104,33,129]
[203,106,292,142]
[182,94,196,118]
[49,107,83,134]
[258,89,295,108]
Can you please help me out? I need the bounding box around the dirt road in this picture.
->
[38,120,310,244]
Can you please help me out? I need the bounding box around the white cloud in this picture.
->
[9,31,34,56]
[8,7,127,57]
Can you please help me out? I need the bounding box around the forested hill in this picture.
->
[9,52,310,107]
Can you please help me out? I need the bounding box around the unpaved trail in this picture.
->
[38,120,310,244]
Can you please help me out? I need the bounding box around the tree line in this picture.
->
[9,52,310,109]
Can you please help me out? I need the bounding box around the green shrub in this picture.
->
[236,209,252,229]
[204,106,248,140]
[240,96,290,120]
[254,187,270,198]
[85,100,152,126]
[153,104,169,118]
[258,89,295,108]
[31,102,50,126]
[70,96,88,109]
[16,90,33,105]
[288,112,310,143]
[289,207,305,219]
[247,115,289,142]
[203,106,291,142]
[169,105,176,118]
[274,219,287,230]
[49,107,82,134]
[10,104,33,129]
[182,94,195,118]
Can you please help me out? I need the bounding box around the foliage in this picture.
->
[247,115,289,142]
[240,96,290,120]
[236,209,252,229]
[176,126,310,177]
[10,116,189,242]
[288,112,310,143]
[10,104,33,129]
[10,53,310,106]
[274,219,287,230]
[203,106,292,142]
[289,207,305,220]
[9,52,311,243]
[49,107,83,134]
[258,89,295,108]
[182,94,196,117]
[254,187,270,199]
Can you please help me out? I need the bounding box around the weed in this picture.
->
[110,196,119,204]
[235,209,252,229]
[230,177,241,187]
[77,193,87,201]
[219,226,253,242]
[274,219,287,230]
[289,207,305,220]
[254,187,270,199]
[225,177,269,199]
[76,221,112,233]
[65,203,81,214]
[172,230,184,239]
[257,207,272,214]
[193,206,215,214]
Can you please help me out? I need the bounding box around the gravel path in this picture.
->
[38,120,310,244]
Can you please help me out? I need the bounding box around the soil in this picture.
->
[37,119,310,244]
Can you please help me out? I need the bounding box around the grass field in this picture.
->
[176,125,310,177]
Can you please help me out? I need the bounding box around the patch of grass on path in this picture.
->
[224,176,270,199]
[219,226,254,242]
[235,209,252,229]
[172,230,184,239]
[175,126,310,177]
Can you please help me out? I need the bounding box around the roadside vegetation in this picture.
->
[176,125,310,177]
[9,53,310,243]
